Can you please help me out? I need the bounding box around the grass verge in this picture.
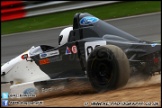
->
[1,1,161,35]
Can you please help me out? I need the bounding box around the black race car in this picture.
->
[1,13,161,95]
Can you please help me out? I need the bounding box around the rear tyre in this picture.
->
[87,45,130,92]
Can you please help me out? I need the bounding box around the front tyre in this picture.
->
[87,45,130,92]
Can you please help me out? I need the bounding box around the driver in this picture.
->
[58,27,73,46]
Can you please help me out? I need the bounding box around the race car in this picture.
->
[1,12,161,95]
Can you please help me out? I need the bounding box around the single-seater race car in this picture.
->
[1,13,161,96]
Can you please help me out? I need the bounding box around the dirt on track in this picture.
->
[9,74,161,107]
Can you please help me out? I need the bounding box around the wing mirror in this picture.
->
[21,54,33,62]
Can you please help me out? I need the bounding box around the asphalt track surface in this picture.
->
[1,12,161,63]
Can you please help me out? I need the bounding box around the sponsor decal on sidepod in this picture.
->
[71,45,77,54]
[65,47,72,55]
[40,50,59,58]
[23,88,37,94]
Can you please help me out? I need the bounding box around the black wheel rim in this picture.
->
[91,59,113,86]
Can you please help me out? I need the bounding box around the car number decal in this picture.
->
[85,41,106,60]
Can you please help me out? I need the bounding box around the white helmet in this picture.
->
[58,27,73,46]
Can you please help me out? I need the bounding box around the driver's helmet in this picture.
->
[58,27,73,46]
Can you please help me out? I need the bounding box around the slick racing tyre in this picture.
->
[87,45,130,92]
